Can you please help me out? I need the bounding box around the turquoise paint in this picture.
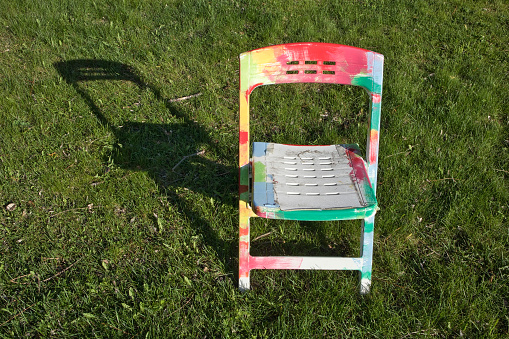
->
[351,75,382,94]
[370,102,382,129]
[361,271,372,280]
[256,204,377,221]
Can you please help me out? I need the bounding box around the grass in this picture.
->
[0,0,508,337]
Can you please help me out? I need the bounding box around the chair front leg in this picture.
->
[239,203,251,291]
[360,215,375,294]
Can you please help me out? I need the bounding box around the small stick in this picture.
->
[172,150,205,171]
[10,258,84,285]
[426,177,457,183]
[425,247,440,257]
[0,302,37,327]
[168,297,193,317]
[10,273,31,284]
[381,227,401,245]
[385,151,410,158]
[168,92,202,103]
[41,257,82,283]
[121,172,135,180]
[50,207,88,217]
[50,206,101,217]
[495,168,509,174]
[252,232,272,242]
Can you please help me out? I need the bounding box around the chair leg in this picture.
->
[239,204,251,291]
[360,215,375,294]
[239,276,250,291]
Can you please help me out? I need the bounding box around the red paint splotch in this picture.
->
[346,149,369,182]
[239,131,249,144]
[239,185,248,195]
[239,241,250,277]
[246,83,263,97]
[239,226,249,237]
[249,256,303,270]
[369,130,379,164]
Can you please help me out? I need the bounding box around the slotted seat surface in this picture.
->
[252,142,377,220]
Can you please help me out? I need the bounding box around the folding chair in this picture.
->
[238,43,384,294]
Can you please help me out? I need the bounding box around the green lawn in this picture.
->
[1,0,508,337]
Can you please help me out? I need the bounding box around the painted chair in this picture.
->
[238,43,383,294]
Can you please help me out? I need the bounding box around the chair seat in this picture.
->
[252,142,377,221]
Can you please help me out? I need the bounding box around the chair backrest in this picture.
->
[239,43,384,192]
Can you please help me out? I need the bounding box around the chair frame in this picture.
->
[238,42,384,294]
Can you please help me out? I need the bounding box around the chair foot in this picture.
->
[360,278,371,295]
[239,277,250,291]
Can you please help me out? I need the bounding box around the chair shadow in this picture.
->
[54,59,237,277]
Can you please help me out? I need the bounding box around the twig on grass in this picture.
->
[168,296,193,317]
[10,258,83,285]
[121,172,136,180]
[426,177,458,183]
[168,92,202,103]
[50,207,88,217]
[0,302,37,327]
[65,161,76,170]
[381,227,402,245]
[172,150,205,171]
[424,245,440,257]
[50,205,101,217]
[41,257,83,283]
[387,144,420,158]
[385,150,411,158]
[216,171,231,177]
[494,168,509,174]
[252,232,272,242]
[10,273,32,284]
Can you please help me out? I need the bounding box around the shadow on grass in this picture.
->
[54,59,236,277]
